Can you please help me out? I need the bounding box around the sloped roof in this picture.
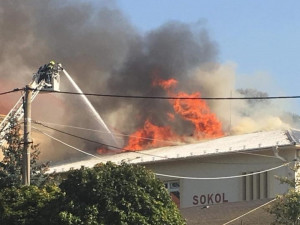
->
[49,129,299,173]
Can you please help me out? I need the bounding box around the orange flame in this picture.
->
[125,77,223,151]
[152,77,178,90]
[124,119,178,150]
[172,92,223,138]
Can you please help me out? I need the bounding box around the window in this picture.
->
[164,180,180,207]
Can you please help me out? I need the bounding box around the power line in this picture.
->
[34,126,280,165]
[223,199,276,225]
[32,127,103,159]
[33,88,300,100]
[33,126,171,162]
[0,88,22,96]
[32,120,284,161]
[33,121,170,159]
[33,126,267,166]
[33,126,290,180]
[32,120,183,145]
[33,121,288,165]
[2,87,300,100]
[34,126,177,164]
[155,162,290,180]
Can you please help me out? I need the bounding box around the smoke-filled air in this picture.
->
[0,0,297,160]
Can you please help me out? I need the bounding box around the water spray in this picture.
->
[63,69,119,148]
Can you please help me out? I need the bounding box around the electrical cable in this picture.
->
[3,86,300,100]
[0,88,22,96]
[155,162,290,180]
[34,124,279,166]
[31,125,281,166]
[222,198,276,225]
[32,126,103,159]
[33,126,170,162]
[32,88,300,100]
[33,126,290,180]
[34,121,120,151]
[32,121,287,161]
[32,120,183,145]
[33,121,170,159]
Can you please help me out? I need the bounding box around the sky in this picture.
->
[117,0,300,111]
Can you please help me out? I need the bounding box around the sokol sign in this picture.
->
[193,193,228,205]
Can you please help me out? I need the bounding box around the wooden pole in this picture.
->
[23,85,32,185]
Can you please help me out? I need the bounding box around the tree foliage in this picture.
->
[0,118,50,189]
[268,165,300,225]
[56,162,186,225]
[0,185,62,225]
[237,88,269,106]
[268,189,300,225]
[0,162,186,225]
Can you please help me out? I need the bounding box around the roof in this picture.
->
[49,129,300,173]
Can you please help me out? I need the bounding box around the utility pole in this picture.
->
[23,85,32,185]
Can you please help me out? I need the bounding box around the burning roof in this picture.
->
[50,129,299,173]
[121,78,224,151]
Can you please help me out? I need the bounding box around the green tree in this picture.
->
[0,118,50,189]
[56,162,186,225]
[268,165,300,225]
[268,189,300,225]
[0,185,62,225]
[0,161,185,224]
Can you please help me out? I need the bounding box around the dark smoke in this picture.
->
[0,0,219,159]
[102,22,218,133]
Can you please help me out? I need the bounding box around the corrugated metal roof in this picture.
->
[49,129,297,173]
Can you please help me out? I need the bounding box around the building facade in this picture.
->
[50,129,300,209]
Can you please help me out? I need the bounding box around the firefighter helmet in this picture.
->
[49,61,55,65]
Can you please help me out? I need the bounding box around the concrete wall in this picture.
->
[145,147,296,208]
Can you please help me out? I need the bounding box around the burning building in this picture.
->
[50,129,300,211]
[1,2,300,223]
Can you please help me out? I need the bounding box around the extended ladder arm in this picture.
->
[0,81,45,146]
[0,62,63,147]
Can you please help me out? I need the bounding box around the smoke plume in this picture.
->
[0,0,294,160]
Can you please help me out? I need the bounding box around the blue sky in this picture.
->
[117,0,300,110]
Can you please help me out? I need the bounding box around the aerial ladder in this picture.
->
[0,62,63,147]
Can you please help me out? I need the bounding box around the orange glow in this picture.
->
[167,112,175,121]
[152,77,178,90]
[125,77,223,151]
[172,92,223,138]
[124,119,178,150]
[97,147,112,154]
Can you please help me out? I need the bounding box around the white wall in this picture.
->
[145,147,296,208]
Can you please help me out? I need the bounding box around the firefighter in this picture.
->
[48,60,55,69]
[37,61,55,86]
[45,61,55,85]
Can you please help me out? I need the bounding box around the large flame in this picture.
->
[172,91,223,138]
[124,119,178,150]
[123,77,224,151]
